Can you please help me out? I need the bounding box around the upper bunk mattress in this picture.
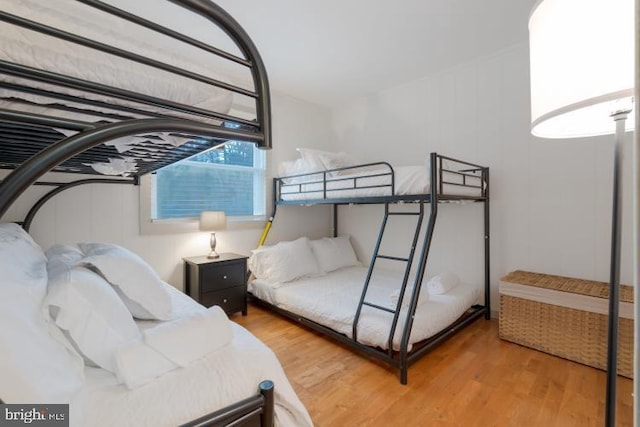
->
[249,266,480,351]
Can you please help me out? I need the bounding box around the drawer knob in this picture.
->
[223,298,228,303]
[223,275,228,280]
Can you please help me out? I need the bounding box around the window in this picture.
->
[148,140,266,224]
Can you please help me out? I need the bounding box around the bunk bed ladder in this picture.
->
[352,201,425,357]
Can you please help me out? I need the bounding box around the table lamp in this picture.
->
[528,1,634,425]
[199,211,227,259]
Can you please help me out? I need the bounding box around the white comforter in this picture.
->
[68,288,313,427]
[250,266,480,351]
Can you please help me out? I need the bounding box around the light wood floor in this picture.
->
[232,303,633,427]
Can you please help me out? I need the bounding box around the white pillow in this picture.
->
[46,243,83,258]
[0,223,84,403]
[297,148,358,172]
[277,158,307,177]
[249,237,322,284]
[45,263,141,373]
[319,151,359,171]
[79,243,173,320]
[309,235,360,273]
[46,244,84,277]
[0,223,48,301]
[0,299,85,403]
[296,147,326,171]
[426,272,460,295]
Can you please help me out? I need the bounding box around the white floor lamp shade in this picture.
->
[528,1,635,426]
[530,0,634,138]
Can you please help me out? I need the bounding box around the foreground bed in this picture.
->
[0,2,285,422]
[0,223,312,427]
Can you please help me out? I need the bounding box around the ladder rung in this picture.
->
[377,254,409,262]
[363,301,395,314]
[388,212,421,216]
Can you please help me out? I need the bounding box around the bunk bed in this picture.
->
[0,0,271,224]
[0,1,312,426]
[250,152,490,384]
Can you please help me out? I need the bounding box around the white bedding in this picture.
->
[279,165,483,201]
[249,266,480,351]
[0,227,309,427]
[69,287,313,427]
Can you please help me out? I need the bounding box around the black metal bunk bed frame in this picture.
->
[0,1,276,425]
[0,0,271,216]
[252,152,490,384]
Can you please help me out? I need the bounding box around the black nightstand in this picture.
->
[183,253,248,316]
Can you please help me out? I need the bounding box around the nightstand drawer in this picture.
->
[200,287,245,313]
[201,263,245,292]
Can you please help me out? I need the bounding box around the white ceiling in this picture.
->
[214,0,537,108]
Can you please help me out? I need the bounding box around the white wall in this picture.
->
[330,43,634,315]
[0,93,333,290]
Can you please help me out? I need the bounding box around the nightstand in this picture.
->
[183,253,248,316]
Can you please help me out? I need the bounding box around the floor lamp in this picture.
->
[528,1,635,426]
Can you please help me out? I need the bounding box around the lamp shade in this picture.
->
[529,0,634,138]
[199,211,227,231]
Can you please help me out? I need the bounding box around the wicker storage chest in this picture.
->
[499,271,634,378]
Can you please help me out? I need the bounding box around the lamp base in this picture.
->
[207,232,220,259]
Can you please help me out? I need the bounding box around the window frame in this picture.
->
[139,142,269,235]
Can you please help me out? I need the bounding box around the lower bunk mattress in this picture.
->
[499,270,634,378]
[249,266,480,351]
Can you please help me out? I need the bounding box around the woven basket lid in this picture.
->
[500,270,634,303]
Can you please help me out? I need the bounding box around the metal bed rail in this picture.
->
[435,154,488,199]
[179,380,274,427]
[274,153,488,205]
[275,161,395,202]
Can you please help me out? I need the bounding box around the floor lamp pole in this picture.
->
[634,107,639,427]
[634,1,639,422]
[605,110,629,427]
